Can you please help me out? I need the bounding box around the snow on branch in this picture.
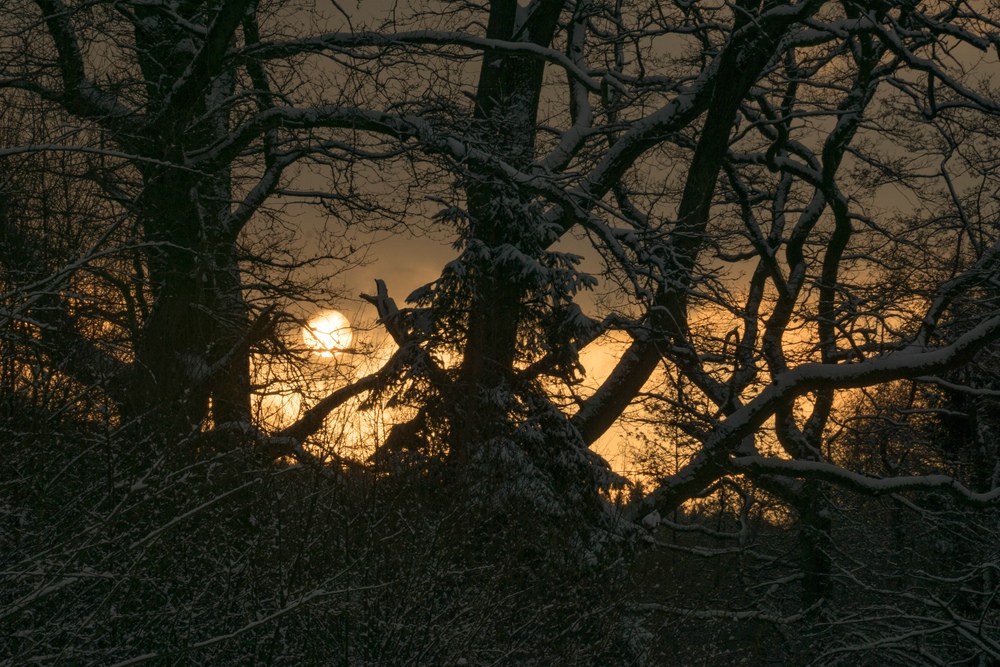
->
[154,0,255,125]
[727,456,1000,506]
[635,314,1000,517]
[237,30,602,93]
[190,106,433,170]
[104,583,390,667]
[32,0,139,134]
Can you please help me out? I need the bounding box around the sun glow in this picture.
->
[303,310,354,357]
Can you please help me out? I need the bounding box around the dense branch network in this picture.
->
[3,0,1000,512]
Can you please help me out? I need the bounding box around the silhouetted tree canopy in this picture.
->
[4,0,1000,664]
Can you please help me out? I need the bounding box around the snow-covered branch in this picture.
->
[238,30,602,93]
[636,314,1000,516]
[727,456,1000,506]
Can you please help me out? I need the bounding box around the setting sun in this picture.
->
[303,310,354,357]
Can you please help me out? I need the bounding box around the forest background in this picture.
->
[4,0,1000,664]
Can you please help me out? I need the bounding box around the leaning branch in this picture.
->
[33,0,139,135]
[154,0,256,126]
[237,31,602,93]
[190,106,430,172]
[633,314,1000,518]
[268,369,386,456]
[727,456,1000,507]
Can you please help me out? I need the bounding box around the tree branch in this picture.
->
[633,313,1000,517]
[728,456,1000,506]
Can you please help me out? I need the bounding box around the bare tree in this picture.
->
[6,0,1000,662]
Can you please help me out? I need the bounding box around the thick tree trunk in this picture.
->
[798,481,833,608]
[449,0,559,460]
[118,5,251,440]
[129,170,249,438]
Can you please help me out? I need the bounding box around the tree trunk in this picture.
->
[119,5,251,441]
[798,481,833,608]
[450,0,559,460]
